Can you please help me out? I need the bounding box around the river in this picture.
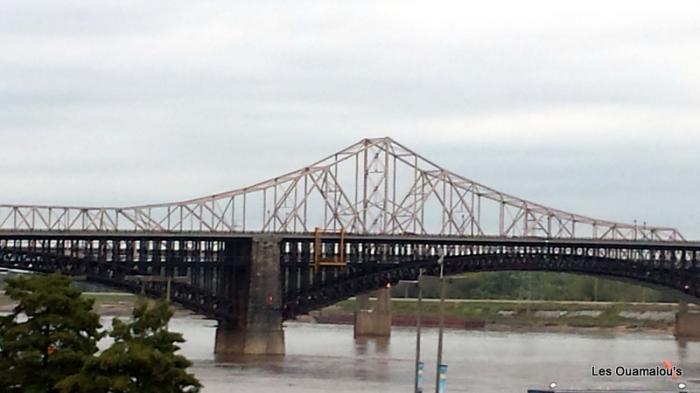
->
[161,317,700,392]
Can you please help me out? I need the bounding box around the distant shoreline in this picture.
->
[0,292,689,335]
[312,298,690,334]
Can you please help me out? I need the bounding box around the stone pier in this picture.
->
[215,235,285,355]
[675,301,700,338]
[354,286,392,337]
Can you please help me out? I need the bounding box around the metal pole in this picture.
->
[435,254,446,393]
[166,276,172,302]
[166,276,172,331]
[414,269,424,393]
[437,364,448,393]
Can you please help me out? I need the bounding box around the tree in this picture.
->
[0,314,15,389]
[0,273,103,393]
[57,299,201,393]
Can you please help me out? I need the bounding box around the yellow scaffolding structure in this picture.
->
[314,227,346,270]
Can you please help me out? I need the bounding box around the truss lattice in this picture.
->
[0,137,684,240]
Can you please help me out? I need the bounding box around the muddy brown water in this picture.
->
[157,318,700,392]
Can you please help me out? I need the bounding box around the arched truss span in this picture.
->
[0,138,684,241]
[282,238,700,318]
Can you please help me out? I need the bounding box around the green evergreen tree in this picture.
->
[0,273,102,393]
[57,299,201,393]
[0,314,15,389]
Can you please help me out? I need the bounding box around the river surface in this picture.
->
[160,317,700,392]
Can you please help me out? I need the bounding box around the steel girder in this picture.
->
[281,238,700,319]
[0,233,698,321]
[0,240,238,321]
[0,138,684,241]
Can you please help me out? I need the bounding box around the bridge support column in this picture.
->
[215,235,285,356]
[357,293,371,310]
[354,286,392,338]
[675,301,700,338]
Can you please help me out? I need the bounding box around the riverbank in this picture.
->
[1,292,692,334]
[311,298,697,334]
[0,292,195,318]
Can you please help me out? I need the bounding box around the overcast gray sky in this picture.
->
[1,1,699,237]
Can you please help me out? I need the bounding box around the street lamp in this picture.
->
[435,250,446,393]
[415,269,424,393]
[398,271,425,393]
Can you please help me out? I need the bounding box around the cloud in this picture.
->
[0,0,698,237]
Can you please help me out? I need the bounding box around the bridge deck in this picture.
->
[2,230,698,320]
[0,230,697,249]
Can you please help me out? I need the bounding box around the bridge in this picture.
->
[1,137,698,354]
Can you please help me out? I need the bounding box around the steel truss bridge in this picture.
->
[0,137,698,327]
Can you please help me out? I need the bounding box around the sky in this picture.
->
[1,1,699,237]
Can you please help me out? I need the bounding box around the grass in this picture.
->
[82,293,137,303]
[321,298,680,329]
[1,289,681,330]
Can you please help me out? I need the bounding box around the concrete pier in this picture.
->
[354,286,392,337]
[215,236,285,355]
[675,301,700,338]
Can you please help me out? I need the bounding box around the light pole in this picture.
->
[435,251,446,393]
[414,269,424,393]
[399,274,425,393]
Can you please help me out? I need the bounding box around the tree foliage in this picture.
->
[0,314,15,389]
[395,271,679,302]
[0,274,201,393]
[57,299,201,393]
[0,273,103,393]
